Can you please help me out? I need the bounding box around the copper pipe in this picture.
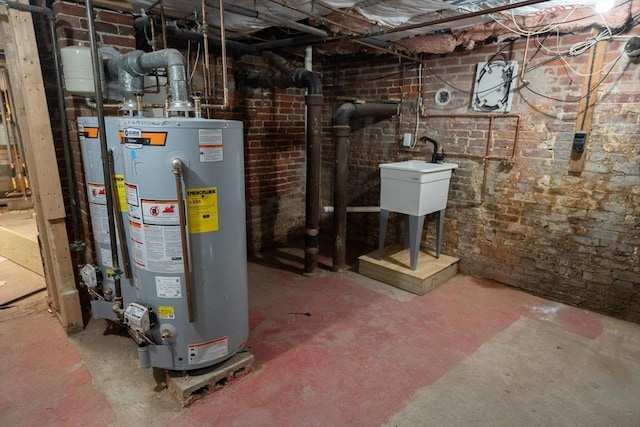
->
[202,0,211,98]
[422,114,520,204]
[172,158,194,323]
[219,0,229,109]
[200,0,229,110]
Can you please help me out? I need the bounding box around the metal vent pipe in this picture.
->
[245,52,323,274]
[332,102,399,271]
[106,48,192,112]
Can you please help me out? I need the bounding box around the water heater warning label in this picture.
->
[188,336,228,365]
[186,187,219,233]
[142,200,179,225]
[156,276,182,298]
[198,128,223,162]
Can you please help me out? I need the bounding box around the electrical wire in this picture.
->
[520,52,624,103]
[188,42,201,85]
[410,62,422,149]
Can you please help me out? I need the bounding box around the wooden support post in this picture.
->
[568,31,606,174]
[0,3,83,332]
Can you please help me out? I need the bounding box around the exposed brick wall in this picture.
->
[38,3,638,322]
[229,55,311,252]
[322,27,640,322]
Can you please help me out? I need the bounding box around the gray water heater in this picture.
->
[119,117,248,370]
[78,116,136,318]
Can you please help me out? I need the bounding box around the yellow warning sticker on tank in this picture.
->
[158,306,175,320]
[114,174,127,212]
[186,187,219,234]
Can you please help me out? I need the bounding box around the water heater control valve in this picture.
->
[124,303,151,333]
[80,264,102,288]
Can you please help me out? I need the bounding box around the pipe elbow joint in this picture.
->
[119,50,146,77]
[333,102,357,126]
[293,68,322,94]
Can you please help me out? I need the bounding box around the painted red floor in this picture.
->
[179,252,604,426]
[0,248,613,426]
[0,312,117,427]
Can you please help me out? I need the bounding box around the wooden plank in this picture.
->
[0,257,46,305]
[165,351,255,407]
[0,227,44,275]
[568,30,606,174]
[358,245,459,295]
[0,3,82,331]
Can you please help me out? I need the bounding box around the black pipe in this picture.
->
[134,18,257,55]
[243,52,323,274]
[332,102,399,271]
[2,1,83,259]
[86,0,122,303]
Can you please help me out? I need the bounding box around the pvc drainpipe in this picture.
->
[86,0,122,305]
[1,1,83,258]
[332,102,399,271]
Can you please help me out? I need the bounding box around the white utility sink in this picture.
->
[379,160,458,216]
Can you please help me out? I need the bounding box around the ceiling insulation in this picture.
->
[127,0,637,55]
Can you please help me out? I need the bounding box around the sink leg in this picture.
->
[403,215,410,250]
[408,214,425,271]
[378,209,390,260]
[436,209,445,258]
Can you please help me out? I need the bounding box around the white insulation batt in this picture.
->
[128,0,608,40]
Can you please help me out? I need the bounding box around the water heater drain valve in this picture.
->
[124,303,151,334]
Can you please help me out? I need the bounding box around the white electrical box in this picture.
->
[124,303,151,333]
[80,264,101,288]
[472,60,518,113]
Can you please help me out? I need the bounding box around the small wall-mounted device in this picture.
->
[572,131,587,153]
[434,88,452,106]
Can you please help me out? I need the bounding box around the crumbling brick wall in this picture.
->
[323,27,640,322]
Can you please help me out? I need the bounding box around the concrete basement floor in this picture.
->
[1,244,639,427]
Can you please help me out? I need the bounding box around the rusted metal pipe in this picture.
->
[305,94,323,274]
[332,102,399,271]
[244,52,323,274]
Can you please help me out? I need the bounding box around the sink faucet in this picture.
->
[419,136,444,163]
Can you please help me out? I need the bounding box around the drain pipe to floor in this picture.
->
[245,53,323,275]
[332,102,399,271]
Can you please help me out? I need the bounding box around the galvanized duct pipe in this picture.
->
[106,49,192,112]
[245,52,323,274]
[332,102,399,271]
[0,1,83,258]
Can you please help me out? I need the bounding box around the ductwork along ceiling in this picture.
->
[127,0,640,56]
